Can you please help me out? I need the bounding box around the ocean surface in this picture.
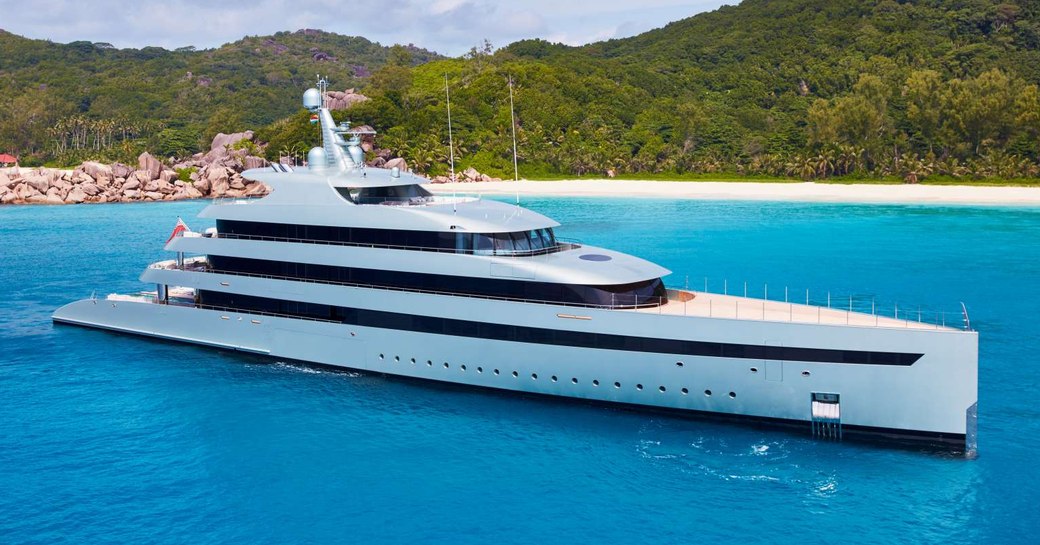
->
[1,196,1038,544]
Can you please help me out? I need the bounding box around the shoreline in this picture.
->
[428,179,1040,207]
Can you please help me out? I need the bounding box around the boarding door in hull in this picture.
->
[764,340,783,382]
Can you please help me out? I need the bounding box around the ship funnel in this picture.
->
[303,88,322,111]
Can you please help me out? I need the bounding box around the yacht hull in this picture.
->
[53,297,977,451]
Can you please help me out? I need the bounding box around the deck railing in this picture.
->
[211,232,582,257]
[680,277,971,331]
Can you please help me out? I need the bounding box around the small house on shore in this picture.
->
[0,153,17,167]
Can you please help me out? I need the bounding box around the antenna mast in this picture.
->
[316,74,328,149]
[317,75,328,107]
[508,75,519,205]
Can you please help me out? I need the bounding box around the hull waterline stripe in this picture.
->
[196,291,924,366]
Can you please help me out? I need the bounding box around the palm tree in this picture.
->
[813,152,834,178]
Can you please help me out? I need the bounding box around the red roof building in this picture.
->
[0,153,17,165]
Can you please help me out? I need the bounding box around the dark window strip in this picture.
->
[206,255,667,308]
[197,291,922,366]
[216,219,563,256]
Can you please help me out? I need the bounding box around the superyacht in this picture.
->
[53,85,979,453]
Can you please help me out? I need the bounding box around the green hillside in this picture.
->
[0,29,439,164]
[4,0,1040,182]
[333,0,1040,181]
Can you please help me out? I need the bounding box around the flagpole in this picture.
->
[508,75,519,206]
[176,217,184,268]
[445,74,456,184]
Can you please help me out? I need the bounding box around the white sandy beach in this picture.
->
[429,179,1040,206]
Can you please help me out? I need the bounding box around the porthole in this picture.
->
[676,361,684,367]
[802,370,811,377]
[410,358,416,364]
[494,369,500,375]
[593,380,600,386]
[427,360,433,366]
[571,378,578,384]
[477,367,483,373]
[551,375,558,382]
[531,373,538,380]
[350,332,356,337]
[681,388,689,395]
[636,384,643,391]
[704,389,712,396]
[379,354,384,360]
[443,362,449,369]
[659,386,666,393]
[394,356,400,362]
[614,382,621,389]
[729,391,736,399]
[461,365,467,371]
[750,367,758,373]
[512,371,519,378]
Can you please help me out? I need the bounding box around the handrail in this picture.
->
[688,276,971,331]
[179,302,341,324]
[212,232,581,257]
[347,194,480,206]
[170,265,663,310]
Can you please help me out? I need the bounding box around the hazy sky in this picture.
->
[0,0,730,55]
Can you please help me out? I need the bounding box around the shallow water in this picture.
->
[1,197,1037,543]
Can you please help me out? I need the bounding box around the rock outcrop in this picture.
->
[0,131,271,206]
[427,166,503,183]
[0,126,524,205]
[384,157,408,172]
[325,89,369,110]
[210,131,254,152]
[138,152,162,180]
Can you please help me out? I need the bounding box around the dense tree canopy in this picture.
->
[4,0,1040,181]
[0,29,439,165]
[288,0,1040,181]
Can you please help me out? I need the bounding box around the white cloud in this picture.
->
[430,0,467,15]
[0,0,728,55]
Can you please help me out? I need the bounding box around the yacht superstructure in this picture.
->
[53,85,979,454]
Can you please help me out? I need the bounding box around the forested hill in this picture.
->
[467,0,1040,180]
[5,0,1040,182]
[0,29,439,162]
[585,0,1040,82]
[339,0,1040,181]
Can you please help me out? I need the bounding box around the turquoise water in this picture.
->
[1,197,1038,544]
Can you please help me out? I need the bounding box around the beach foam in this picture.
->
[429,179,1040,206]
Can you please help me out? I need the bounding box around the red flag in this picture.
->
[166,217,189,243]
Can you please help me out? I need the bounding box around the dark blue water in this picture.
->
[2,198,1038,544]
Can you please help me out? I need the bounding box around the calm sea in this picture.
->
[1,197,1038,544]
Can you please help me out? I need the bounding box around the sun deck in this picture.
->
[635,290,961,331]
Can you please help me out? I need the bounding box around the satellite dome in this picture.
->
[303,88,321,111]
[307,147,327,170]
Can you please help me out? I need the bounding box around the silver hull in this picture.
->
[53,292,978,451]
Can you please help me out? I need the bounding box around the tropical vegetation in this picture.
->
[3,0,1040,183]
[0,29,438,166]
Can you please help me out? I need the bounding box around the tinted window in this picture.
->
[217,220,564,255]
[511,232,531,251]
[208,255,667,307]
